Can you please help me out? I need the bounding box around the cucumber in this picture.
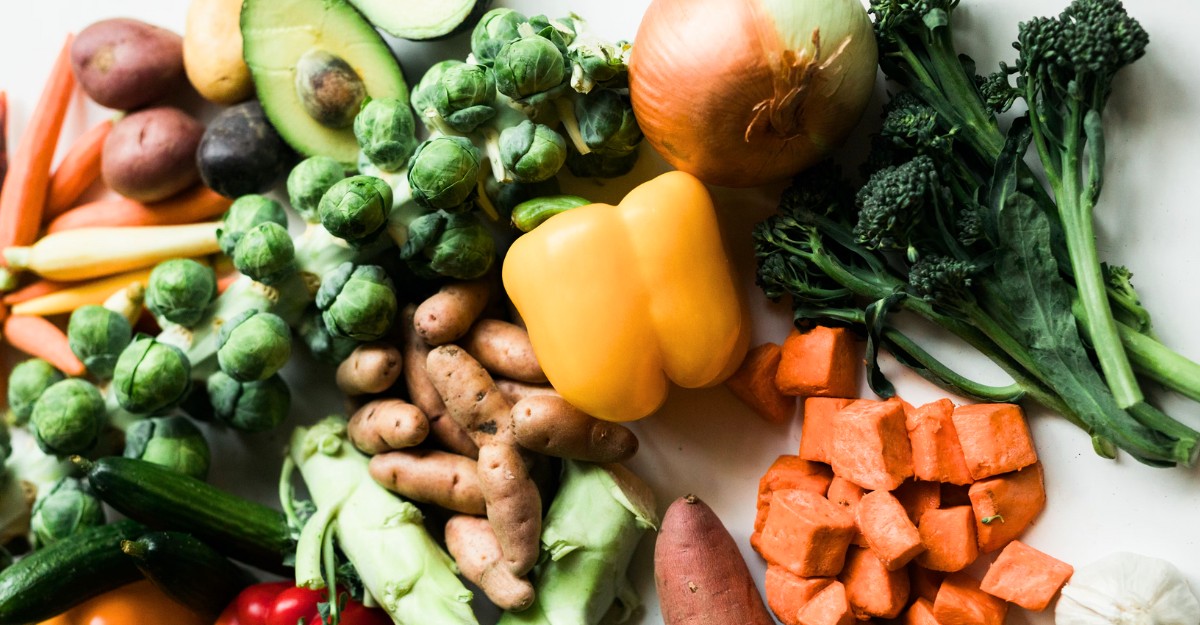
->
[0,519,146,624]
[81,456,293,573]
[122,531,253,621]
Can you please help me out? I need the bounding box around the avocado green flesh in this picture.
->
[241,0,408,166]
[347,0,484,40]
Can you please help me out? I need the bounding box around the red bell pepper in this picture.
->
[214,582,390,625]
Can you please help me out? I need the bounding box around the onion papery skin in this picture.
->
[629,0,878,188]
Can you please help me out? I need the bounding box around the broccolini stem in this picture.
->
[1113,318,1200,404]
[880,326,1026,402]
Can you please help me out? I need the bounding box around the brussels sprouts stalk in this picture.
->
[286,417,479,625]
[0,428,71,546]
[562,15,631,94]
[553,94,592,156]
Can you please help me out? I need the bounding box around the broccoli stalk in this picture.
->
[497,461,657,625]
[286,417,478,625]
[1015,0,1150,408]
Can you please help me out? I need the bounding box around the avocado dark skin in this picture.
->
[197,100,297,198]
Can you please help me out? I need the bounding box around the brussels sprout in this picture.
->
[411,60,465,119]
[316,263,398,341]
[433,64,497,134]
[318,175,393,245]
[400,211,496,280]
[287,156,347,223]
[7,359,65,426]
[145,259,218,328]
[207,371,291,433]
[407,137,481,212]
[354,98,418,172]
[470,8,527,66]
[113,337,192,415]
[565,144,640,179]
[561,14,630,93]
[217,310,292,382]
[493,35,568,106]
[500,120,567,183]
[299,308,361,365]
[527,14,576,48]
[124,415,211,479]
[66,305,133,379]
[295,49,366,129]
[29,477,105,548]
[217,194,288,256]
[233,222,296,286]
[29,379,106,456]
[575,89,642,157]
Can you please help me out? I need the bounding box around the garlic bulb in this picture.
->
[1056,552,1200,625]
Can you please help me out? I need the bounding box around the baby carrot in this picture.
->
[3,314,86,377]
[44,117,114,219]
[46,185,231,233]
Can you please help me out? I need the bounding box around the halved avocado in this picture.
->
[241,0,408,166]
[347,0,493,40]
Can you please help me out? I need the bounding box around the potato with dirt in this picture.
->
[445,515,536,612]
[399,304,478,458]
[102,107,203,202]
[413,280,491,345]
[71,18,184,110]
[511,394,638,463]
[462,319,547,384]
[369,449,485,515]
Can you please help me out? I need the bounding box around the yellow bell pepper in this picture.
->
[39,579,207,625]
[502,171,748,422]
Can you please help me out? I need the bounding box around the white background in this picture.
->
[2,1,1199,623]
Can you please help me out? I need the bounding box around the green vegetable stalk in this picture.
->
[287,417,478,625]
[498,461,657,625]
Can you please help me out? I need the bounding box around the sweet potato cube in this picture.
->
[839,546,910,620]
[980,540,1073,611]
[765,566,834,625]
[894,479,942,525]
[830,400,914,491]
[826,476,867,546]
[969,463,1046,553]
[754,456,834,553]
[916,506,979,572]
[797,581,854,625]
[933,573,1008,625]
[760,490,857,577]
[855,490,924,570]
[952,403,1038,480]
[903,598,941,625]
[727,343,798,423]
[907,398,974,485]
[775,326,859,398]
[908,564,945,602]
[800,397,854,463]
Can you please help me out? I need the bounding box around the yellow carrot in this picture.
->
[10,266,155,317]
[4,221,221,282]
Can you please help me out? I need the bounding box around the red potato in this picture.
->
[336,342,403,396]
[655,495,774,625]
[102,107,203,202]
[71,18,184,110]
[414,280,491,345]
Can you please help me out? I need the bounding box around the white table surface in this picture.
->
[2,1,1199,623]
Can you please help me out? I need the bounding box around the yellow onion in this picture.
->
[629,0,877,188]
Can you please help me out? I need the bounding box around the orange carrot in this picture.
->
[46,185,232,232]
[0,91,9,193]
[0,35,76,261]
[44,117,113,219]
[3,278,69,305]
[3,314,86,377]
[216,270,242,296]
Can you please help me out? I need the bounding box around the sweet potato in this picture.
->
[336,342,402,396]
[796,581,854,625]
[726,342,797,423]
[825,476,867,547]
[829,399,914,491]
[839,546,910,620]
[368,449,485,515]
[951,403,1038,480]
[932,573,1008,625]
[908,564,945,602]
[799,397,853,463]
[346,398,429,454]
[916,506,979,573]
[775,326,859,398]
[462,318,547,384]
[968,463,1046,553]
[978,540,1073,611]
[496,378,558,404]
[753,456,833,552]
[764,566,833,625]
[854,490,924,571]
[655,495,774,625]
[903,598,940,625]
[759,490,857,578]
[907,398,973,485]
[893,479,941,525]
[414,279,491,345]
[444,515,535,611]
[510,394,638,463]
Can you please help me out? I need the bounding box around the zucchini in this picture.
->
[81,456,292,573]
[123,531,253,621]
[0,520,145,625]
